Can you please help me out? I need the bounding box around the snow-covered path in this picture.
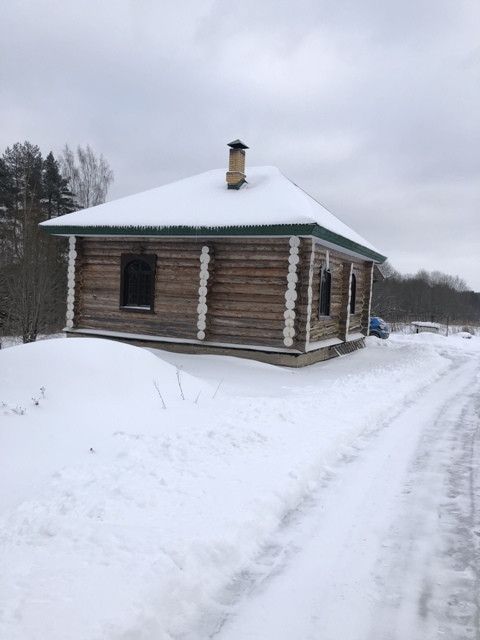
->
[214,352,480,640]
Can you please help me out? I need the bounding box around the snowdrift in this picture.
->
[0,334,473,639]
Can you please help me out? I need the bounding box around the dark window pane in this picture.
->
[350,273,356,314]
[319,266,331,317]
[123,259,153,307]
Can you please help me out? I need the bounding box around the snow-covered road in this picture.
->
[213,351,480,640]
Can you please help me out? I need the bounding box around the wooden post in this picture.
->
[339,261,353,342]
[196,245,212,340]
[304,238,316,350]
[362,261,374,337]
[66,236,76,329]
[283,236,300,348]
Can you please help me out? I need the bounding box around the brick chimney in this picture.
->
[226,139,248,189]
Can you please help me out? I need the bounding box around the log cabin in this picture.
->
[40,141,387,366]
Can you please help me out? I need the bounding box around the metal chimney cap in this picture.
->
[227,139,249,150]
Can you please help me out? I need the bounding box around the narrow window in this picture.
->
[120,254,156,310]
[319,265,331,317]
[350,272,357,314]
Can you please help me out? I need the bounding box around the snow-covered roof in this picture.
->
[41,166,385,262]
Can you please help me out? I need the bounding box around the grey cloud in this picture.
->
[1,0,479,288]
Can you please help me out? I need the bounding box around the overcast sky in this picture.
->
[1,1,479,288]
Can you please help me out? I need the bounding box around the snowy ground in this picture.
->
[0,333,479,639]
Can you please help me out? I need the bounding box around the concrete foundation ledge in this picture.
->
[66,330,366,368]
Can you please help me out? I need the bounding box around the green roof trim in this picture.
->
[41,222,387,263]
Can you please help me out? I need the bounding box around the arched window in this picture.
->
[350,272,357,314]
[318,265,331,317]
[120,254,156,310]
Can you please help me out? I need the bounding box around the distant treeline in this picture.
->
[0,141,113,342]
[372,263,480,326]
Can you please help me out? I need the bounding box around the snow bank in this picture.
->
[0,335,468,639]
[391,331,480,352]
[0,339,208,512]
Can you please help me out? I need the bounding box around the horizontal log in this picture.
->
[80,301,198,315]
[78,317,197,335]
[214,251,288,260]
[79,306,198,321]
[81,237,289,251]
[79,284,200,299]
[208,324,284,338]
[81,240,204,252]
[81,263,293,283]
[309,329,339,341]
[213,275,287,286]
[210,284,287,296]
[208,298,285,311]
[79,303,197,316]
[212,267,288,278]
[81,245,203,255]
[81,271,201,286]
[310,322,338,332]
[207,307,285,321]
[78,290,198,309]
[79,307,199,321]
[81,254,290,269]
[215,259,288,269]
[80,255,201,267]
[210,292,285,305]
[208,329,288,342]
[208,316,285,330]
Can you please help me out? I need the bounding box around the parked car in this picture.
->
[369,316,390,339]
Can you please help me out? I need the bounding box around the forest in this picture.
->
[0,141,113,342]
[372,262,480,327]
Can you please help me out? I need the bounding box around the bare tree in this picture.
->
[372,263,480,326]
[60,144,114,209]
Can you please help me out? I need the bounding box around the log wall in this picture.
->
[74,237,290,349]
[75,238,199,339]
[206,237,290,348]
[73,236,374,352]
[295,239,372,347]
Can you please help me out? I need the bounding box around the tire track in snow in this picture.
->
[197,353,480,640]
[370,363,480,640]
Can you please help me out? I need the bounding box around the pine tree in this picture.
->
[42,152,76,219]
[0,143,73,342]
[40,151,76,336]
[0,141,113,343]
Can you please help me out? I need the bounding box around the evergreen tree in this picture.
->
[0,140,113,344]
[40,151,76,338]
[42,151,76,219]
[0,143,73,342]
